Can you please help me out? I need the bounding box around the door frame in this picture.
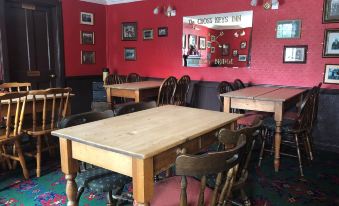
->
[0,0,65,87]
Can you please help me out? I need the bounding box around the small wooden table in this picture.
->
[104,81,162,103]
[221,86,306,172]
[52,105,242,205]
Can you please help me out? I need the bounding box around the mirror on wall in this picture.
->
[182,11,253,68]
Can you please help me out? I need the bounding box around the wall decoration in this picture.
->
[324,64,339,84]
[323,0,339,23]
[81,31,95,45]
[211,47,215,53]
[233,49,238,57]
[124,48,136,60]
[240,41,247,49]
[222,44,230,56]
[188,34,197,49]
[81,51,95,64]
[283,45,307,63]
[182,34,186,49]
[80,12,94,25]
[199,37,206,50]
[211,35,216,42]
[143,29,153,40]
[323,28,339,57]
[158,27,168,37]
[238,55,247,62]
[207,41,211,48]
[122,22,137,41]
[276,20,301,39]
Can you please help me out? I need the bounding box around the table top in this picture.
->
[103,81,162,90]
[220,86,306,102]
[52,105,242,159]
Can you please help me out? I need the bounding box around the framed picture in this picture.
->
[188,34,197,48]
[276,20,301,39]
[240,41,247,49]
[211,35,216,42]
[81,31,95,45]
[233,49,238,57]
[238,55,247,62]
[80,12,94,25]
[207,41,211,48]
[211,47,215,53]
[143,29,153,40]
[222,44,230,56]
[283,45,308,63]
[122,22,137,41]
[324,64,339,84]
[124,48,136,61]
[199,37,206,50]
[323,29,339,57]
[182,34,186,49]
[81,51,95,64]
[158,27,168,37]
[323,0,339,23]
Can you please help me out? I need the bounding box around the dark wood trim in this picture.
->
[53,1,65,87]
[65,75,102,81]
[0,0,9,82]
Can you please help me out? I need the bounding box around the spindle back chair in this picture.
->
[0,82,31,92]
[173,75,191,106]
[157,76,177,106]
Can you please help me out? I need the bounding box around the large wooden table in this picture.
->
[104,81,162,103]
[52,105,242,205]
[221,86,306,172]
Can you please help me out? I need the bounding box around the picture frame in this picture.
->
[323,28,339,57]
[211,35,216,42]
[238,55,247,62]
[276,20,301,39]
[81,31,95,45]
[283,45,308,63]
[207,41,211,48]
[80,12,94,25]
[143,29,153,40]
[211,47,215,53]
[81,51,95,64]
[240,41,247,49]
[124,48,136,61]
[188,34,197,48]
[199,37,206,50]
[182,34,186,49]
[122,22,137,41]
[158,27,168,37]
[222,44,230,56]
[233,49,238,57]
[324,64,339,84]
[323,0,339,23]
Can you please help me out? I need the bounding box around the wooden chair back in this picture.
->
[126,73,142,83]
[217,81,234,111]
[0,92,28,138]
[114,101,156,116]
[233,79,246,90]
[173,75,191,106]
[157,76,177,106]
[0,82,31,92]
[59,110,114,129]
[28,87,72,132]
[311,83,321,128]
[295,89,315,132]
[175,139,246,206]
[104,74,124,85]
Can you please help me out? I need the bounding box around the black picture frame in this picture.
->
[81,51,95,64]
[124,47,136,61]
[143,29,153,40]
[283,45,308,63]
[81,31,95,45]
[158,27,168,37]
[324,64,339,84]
[323,28,339,57]
[80,12,94,25]
[122,22,137,41]
[323,0,339,23]
[276,20,301,39]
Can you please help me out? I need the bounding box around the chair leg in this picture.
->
[305,132,314,161]
[36,136,42,177]
[294,134,304,177]
[240,188,251,206]
[14,140,29,179]
[76,186,85,203]
[258,129,267,167]
[106,191,116,206]
[1,145,12,170]
[12,144,18,169]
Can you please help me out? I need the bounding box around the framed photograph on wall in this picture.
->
[211,47,215,53]
[158,27,168,37]
[323,0,339,23]
[238,55,247,62]
[80,12,94,25]
[207,41,211,48]
[240,41,247,49]
[211,35,216,42]
[233,49,238,57]
[323,28,339,57]
[122,22,137,41]
[143,29,153,40]
[81,31,95,45]
[124,48,136,61]
[222,44,230,56]
[324,64,339,84]
[81,51,95,64]
[283,45,308,63]
[199,37,206,50]
[188,34,197,48]
[276,20,301,39]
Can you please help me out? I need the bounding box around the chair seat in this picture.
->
[263,117,296,132]
[237,114,262,126]
[150,176,212,206]
[245,111,271,118]
[0,133,20,143]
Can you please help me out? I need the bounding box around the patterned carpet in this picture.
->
[0,149,338,206]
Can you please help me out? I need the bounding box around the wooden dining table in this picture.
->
[220,86,307,172]
[51,105,242,205]
[104,80,162,103]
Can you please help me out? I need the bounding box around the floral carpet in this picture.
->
[0,149,338,206]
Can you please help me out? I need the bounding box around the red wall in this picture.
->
[62,0,107,77]
[106,0,339,89]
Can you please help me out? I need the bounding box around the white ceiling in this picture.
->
[80,0,143,5]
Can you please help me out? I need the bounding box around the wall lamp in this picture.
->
[153,5,176,17]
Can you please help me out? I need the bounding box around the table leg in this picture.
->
[223,97,231,113]
[60,139,79,206]
[106,88,112,103]
[135,91,140,103]
[132,158,154,205]
[274,103,283,172]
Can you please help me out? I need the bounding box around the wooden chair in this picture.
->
[156,76,177,106]
[233,79,246,90]
[114,101,156,116]
[104,74,124,85]
[217,81,234,112]
[173,75,191,106]
[24,87,72,177]
[126,73,142,83]
[0,82,31,92]
[0,92,30,179]
[150,138,246,206]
